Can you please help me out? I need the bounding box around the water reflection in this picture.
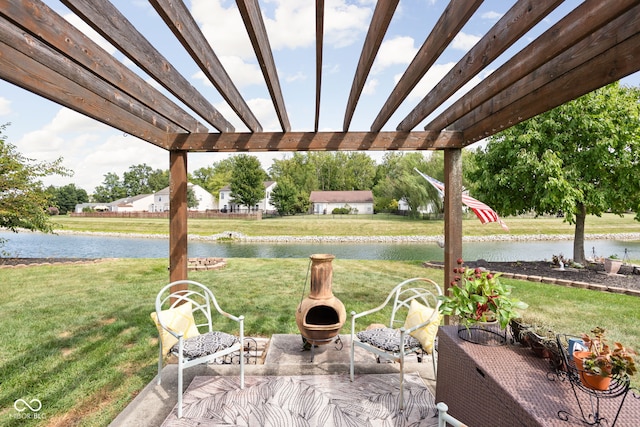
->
[1,231,638,262]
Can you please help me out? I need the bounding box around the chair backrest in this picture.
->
[156,280,219,333]
[388,277,442,329]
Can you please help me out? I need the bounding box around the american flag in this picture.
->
[415,169,509,231]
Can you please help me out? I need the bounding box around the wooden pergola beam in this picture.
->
[1,0,207,134]
[61,0,235,132]
[0,17,185,134]
[314,0,324,132]
[0,38,169,146]
[342,0,399,132]
[150,0,262,132]
[167,130,463,152]
[453,7,640,140]
[370,0,483,132]
[425,0,638,132]
[462,32,640,144]
[169,151,189,286]
[397,0,564,131]
[236,0,290,132]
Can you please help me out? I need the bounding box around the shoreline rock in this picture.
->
[49,229,640,244]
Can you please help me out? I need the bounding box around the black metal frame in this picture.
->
[458,322,507,346]
[554,334,637,426]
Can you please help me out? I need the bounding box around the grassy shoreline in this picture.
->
[50,212,640,240]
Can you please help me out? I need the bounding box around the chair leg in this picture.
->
[157,347,163,385]
[349,340,355,381]
[239,343,245,389]
[432,348,437,380]
[177,362,183,418]
[399,352,405,411]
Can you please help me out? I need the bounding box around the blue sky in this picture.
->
[1,0,638,193]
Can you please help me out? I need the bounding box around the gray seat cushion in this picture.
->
[171,331,238,359]
[356,327,421,352]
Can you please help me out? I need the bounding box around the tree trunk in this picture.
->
[573,203,586,264]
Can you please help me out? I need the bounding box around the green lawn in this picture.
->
[52,212,640,237]
[0,258,638,425]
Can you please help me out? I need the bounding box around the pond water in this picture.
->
[2,231,639,262]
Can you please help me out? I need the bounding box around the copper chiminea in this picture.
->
[295,254,346,346]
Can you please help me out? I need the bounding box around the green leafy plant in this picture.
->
[581,327,637,377]
[439,259,528,329]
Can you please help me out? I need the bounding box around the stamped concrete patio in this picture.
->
[110,334,437,426]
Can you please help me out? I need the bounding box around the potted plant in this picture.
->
[573,327,637,391]
[439,259,528,330]
[604,254,622,275]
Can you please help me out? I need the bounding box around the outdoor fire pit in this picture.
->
[295,254,346,348]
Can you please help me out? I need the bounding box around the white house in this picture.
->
[309,190,374,215]
[152,183,217,212]
[112,194,155,213]
[218,181,277,213]
[74,193,155,213]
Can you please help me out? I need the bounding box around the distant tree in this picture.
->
[269,177,298,215]
[187,186,198,209]
[93,172,126,202]
[342,152,376,190]
[270,153,317,194]
[148,168,170,192]
[47,183,89,214]
[123,163,168,196]
[373,152,430,218]
[0,123,71,234]
[469,83,640,264]
[229,154,267,210]
[190,157,235,197]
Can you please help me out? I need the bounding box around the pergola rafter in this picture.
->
[0,0,638,291]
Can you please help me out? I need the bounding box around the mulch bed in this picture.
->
[425,259,640,293]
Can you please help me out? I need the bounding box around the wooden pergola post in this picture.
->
[443,148,463,324]
[169,150,188,290]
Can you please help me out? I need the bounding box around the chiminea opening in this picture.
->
[305,306,339,325]
[296,254,346,346]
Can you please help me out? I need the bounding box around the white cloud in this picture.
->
[451,32,481,51]
[0,97,10,115]
[191,0,254,58]
[372,36,417,74]
[363,78,378,95]
[403,62,484,102]
[192,57,264,89]
[481,11,503,20]
[15,108,167,192]
[286,71,307,83]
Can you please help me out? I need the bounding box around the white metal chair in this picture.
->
[350,277,442,411]
[437,402,469,427]
[152,280,244,418]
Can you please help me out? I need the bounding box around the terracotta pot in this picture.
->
[573,351,612,391]
[604,258,622,275]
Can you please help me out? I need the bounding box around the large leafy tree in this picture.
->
[0,124,71,233]
[47,183,89,214]
[373,152,431,217]
[190,157,235,197]
[123,163,168,196]
[469,83,640,264]
[229,154,267,210]
[93,172,126,202]
[269,176,298,215]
